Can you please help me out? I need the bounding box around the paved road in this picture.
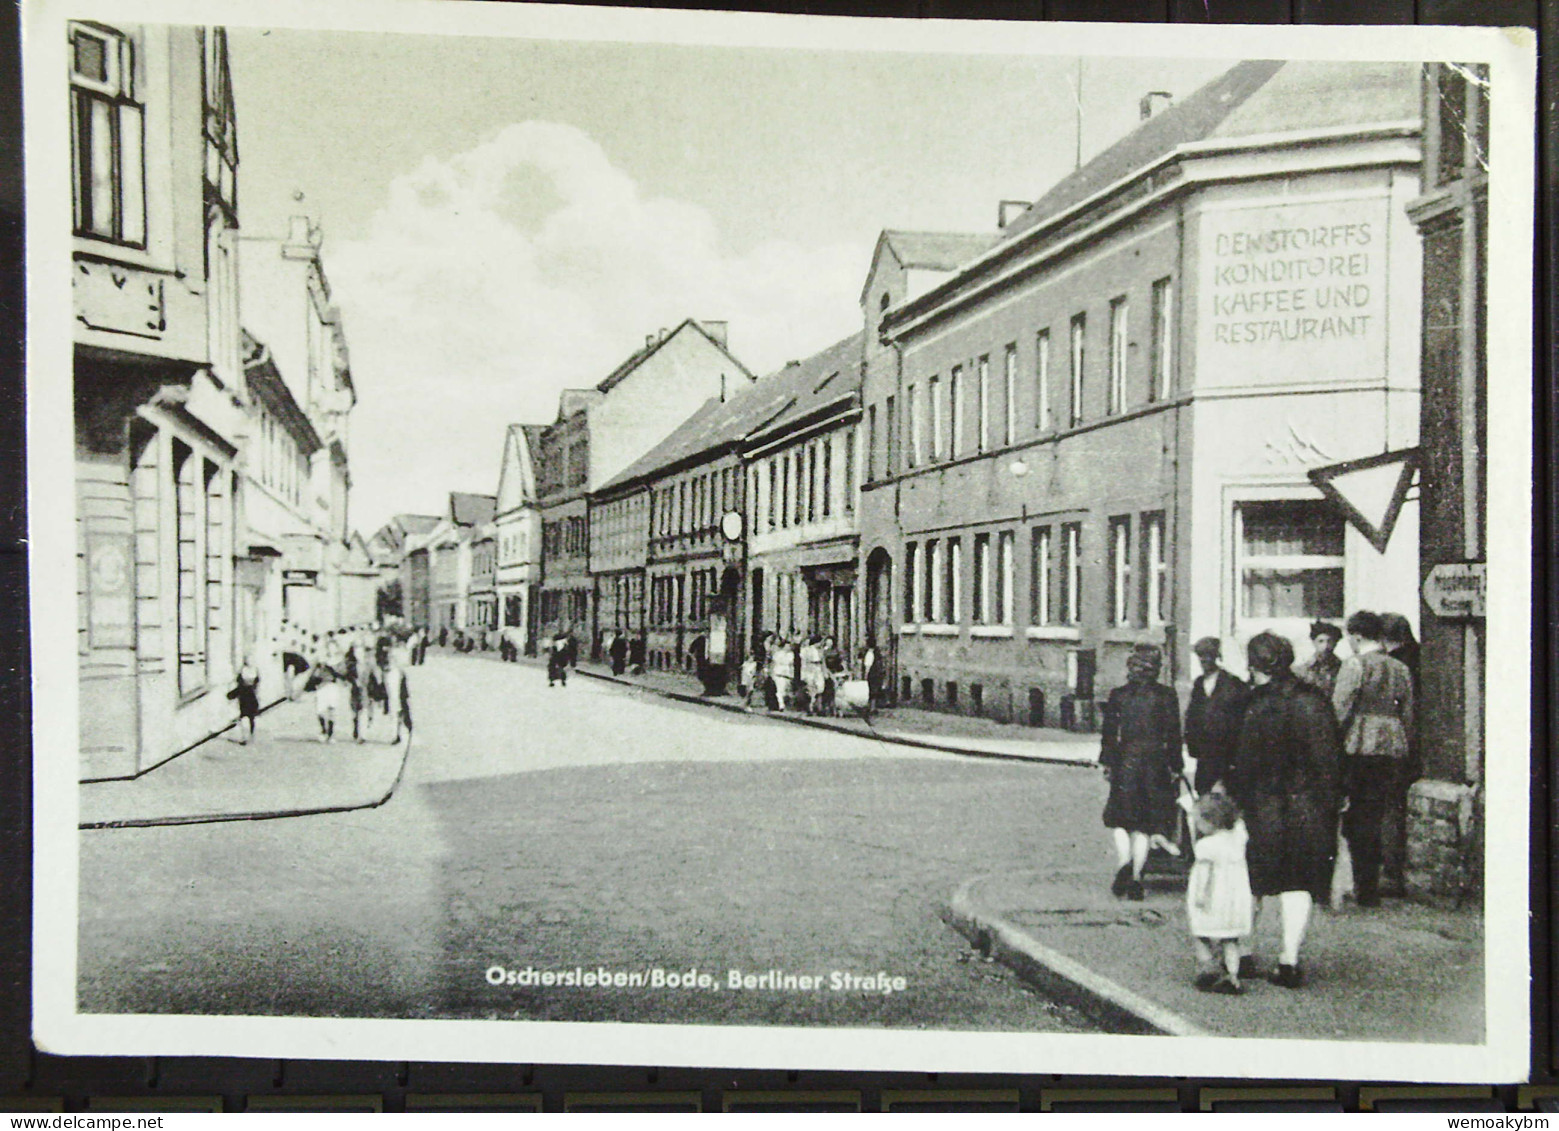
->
[79,654,1102,1032]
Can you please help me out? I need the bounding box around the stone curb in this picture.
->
[943,876,1209,1038]
[78,728,416,831]
[571,666,1095,769]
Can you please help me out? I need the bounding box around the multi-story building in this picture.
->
[368,512,439,622]
[468,523,498,639]
[743,332,866,661]
[493,424,544,654]
[857,230,999,703]
[73,23,246,780]
[867,60,1423,727]
[1405,61,1489,896]
[534,319,752,647]
[427,491,495,638]
[238,215,356,642]
[593,368,803,677]
[402,535,433,632]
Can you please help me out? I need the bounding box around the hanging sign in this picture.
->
[1307,447,1419,554]
[1422,562,1486,619]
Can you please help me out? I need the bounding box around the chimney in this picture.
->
[658,327,670,343]
[1139,91,1173,121]
[699,320,729,349]
[998,200,1032,229]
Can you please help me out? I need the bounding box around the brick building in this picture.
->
[865,60,1424,727]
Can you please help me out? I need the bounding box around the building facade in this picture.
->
[237,214,357,644]
[743,332,866,663]
[426,491,495,638]
[1405,61,1489,897]
[534,319,752,647]
[73,23,247,780]
[869,61,1423,727]
[468,523,498,639]
[493,424,543,655]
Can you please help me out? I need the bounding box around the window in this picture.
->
[1030,526,1052,625]
[1060,521,1082,625]
[821,434,833,517]
[1143,511,1168,626]
[973,534,990,624]
[906,383,920,468]
[1150,278,1173,402]
[924,539,940,623]
[779,455,789,528]
[795,447,806,525]
[1236,500,1345,622]
[202,29,238,225]
[808,441,819,522]
[904,542,918,622]
[1003,344,1017,446]
[929,376,943,459]
[949,368,963,457]
[998,531,1014,625]
[174,443,211,696]
[842,427,855,512]
[977,356,991,452]
[1068,315,1086,428]
[1108,515,1134,626]
[946,538,963,625]
[70,22,144,245]
[884,395,898,477]
[767,460,777,531]
[1035,330,1051,432]
[1108,296,1128,415]
[866,405,878,483]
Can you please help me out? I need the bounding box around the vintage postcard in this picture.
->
[25,0,1535,1080]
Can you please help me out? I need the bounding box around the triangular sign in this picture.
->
[1307,447,1420,554]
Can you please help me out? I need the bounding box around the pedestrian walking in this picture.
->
[1099,644,1182,902]
[609,630,628,676]
[1293,621,1344,698]
[280,625,310,701]
[769,635,795,711]
[1183,636,1248,795]
[228,655,261,745]
[800,635,827,714]
[1187,790,1254,995]
[546,627,576,687]
[1332,610,1414,907]
[385,632,412,743]
[307,640,349,744]
[860,642,881,709]
[1225,631,1342,989]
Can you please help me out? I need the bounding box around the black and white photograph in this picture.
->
[25,0,1534,1079]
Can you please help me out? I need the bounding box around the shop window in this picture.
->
[70,22,145,246]
[1030,526,1052,625]
[1236,499,1345,623]
[1108,515,1134,626]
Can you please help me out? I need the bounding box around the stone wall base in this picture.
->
[1405,778,1481,903]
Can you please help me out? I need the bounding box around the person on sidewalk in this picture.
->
[1332,610,1415,908]
[1378,611,1421,897]
[609,630,628,676]
[228,655,261,745]
[1099,644,1183,902]
[386,631,412,744]
[1187,790,1254,995]
[1183,636,1248,796]
[307,639,348,744]
[546,629,571,687]
[769,635,795,712]
[1294,621,1344,699]
[1226,632,1342,989]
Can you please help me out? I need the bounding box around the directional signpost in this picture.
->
[1421,562,1486,619]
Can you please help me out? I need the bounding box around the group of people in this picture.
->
[1098,610,1418,995]
[265,622,416,745]
[739,633,873,716]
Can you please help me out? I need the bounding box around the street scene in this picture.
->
[47,5,1520,1070]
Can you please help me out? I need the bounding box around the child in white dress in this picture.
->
[1187,790,1254,995]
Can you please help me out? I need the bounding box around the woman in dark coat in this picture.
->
[1100,645,1182,901]
[1225,631,1342,989]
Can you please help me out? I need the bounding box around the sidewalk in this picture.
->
[548,656,1099,766]
[79,696,411,829]
[947,869,1484,1042]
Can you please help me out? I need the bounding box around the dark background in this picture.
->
[0,0,1550,1112]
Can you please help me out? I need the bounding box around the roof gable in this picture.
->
[449,491,497,527]
[495,423,541,514]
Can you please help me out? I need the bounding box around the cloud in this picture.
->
[325,122,866,533]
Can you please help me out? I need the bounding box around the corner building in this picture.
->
[868,61,1423,726]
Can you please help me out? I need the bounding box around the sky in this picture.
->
[226,26,1232,534]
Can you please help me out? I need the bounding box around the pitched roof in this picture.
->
[397,514,441,536]
[596,331,864,494]
[882,230,998,272]
[743,330,866,446]
[998,60,1285,243]
[449,491,496,527]
[594,318,753,395]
